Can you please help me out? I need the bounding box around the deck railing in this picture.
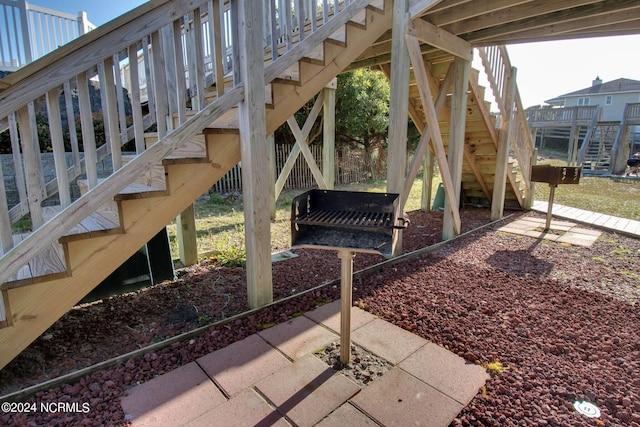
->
[0,0,95,71]
[525,105,600,125]
[0,0,364,286]
[477,45,535,207]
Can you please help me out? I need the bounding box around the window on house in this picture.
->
[578,97,590,106]
[605,95,612,105]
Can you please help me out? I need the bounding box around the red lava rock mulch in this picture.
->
[1,208,639,426]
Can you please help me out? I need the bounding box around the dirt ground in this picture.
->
[1,208,639,426]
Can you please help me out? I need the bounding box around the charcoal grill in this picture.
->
[291,189,404,257]
[531,165,582,230]
[291,189,407,363]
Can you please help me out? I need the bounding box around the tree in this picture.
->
[335,68,390,151]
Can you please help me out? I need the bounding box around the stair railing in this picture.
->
[610,103,640,174]
[477,45,535,208]
[0,0,370,286]
[577,105,602,165]
[0,0,96,71]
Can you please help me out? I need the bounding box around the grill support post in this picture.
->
[338,249,355,364]
[545,184,556,231]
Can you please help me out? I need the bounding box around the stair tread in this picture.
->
[0,233,66,289]
[43,206,120,237]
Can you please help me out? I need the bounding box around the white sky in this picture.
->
[31,1,640,109]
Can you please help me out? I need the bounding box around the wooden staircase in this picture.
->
[0,0,394,370]
[582,121,620,173]
[0,0,529,371]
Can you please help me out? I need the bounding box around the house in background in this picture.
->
[526,77,640,175]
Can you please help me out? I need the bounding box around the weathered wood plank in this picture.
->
[17,106,44,229]
[238,0,272,309]
[406,34,461,234]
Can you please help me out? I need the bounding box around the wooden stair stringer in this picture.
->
[0,132,240,370]
[267,0,393,133]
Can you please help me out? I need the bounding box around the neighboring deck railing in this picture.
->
[0,0,365,286]
[0,0,95,71]
[477,45,535,207]
[525,105,601,127]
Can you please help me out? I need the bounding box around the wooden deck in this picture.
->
[532,201,640,237]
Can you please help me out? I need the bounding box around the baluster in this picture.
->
[8,113,28,219]
[77,71,98,189]
[229,1,240,85]
[17,104,44,228]
[142,36,156,123]
[127,44,145,154]
[296,0,305,41]
[101,56,122,170]
[209,0,226,95]
[0,150,13,253]
[284,0,293,50]
[113,52,129,148]
[45,87,71,207]
[193,8,206,111]
[172,18,188,125]
[151,30,169,138]
[269,0,278,61]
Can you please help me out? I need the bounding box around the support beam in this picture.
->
[275,91,325,199]
[176,203,197,266]
[443,57,470,240]
[401,66,453,211]
[491,66,518,221]
[386,0,411,257]
[237,0,272,308]
[407,18,473,61]
[267,134,276,220]
[421,148,434,211]
[287,116,327,188]
[323,79,337,190]
[406,34,461,234]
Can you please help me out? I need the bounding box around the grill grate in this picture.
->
[296,209,394,229]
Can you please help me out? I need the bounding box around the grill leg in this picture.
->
[337,249,355,364]
[545,184,556,231]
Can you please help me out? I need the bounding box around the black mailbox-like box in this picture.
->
[291,189,401,257]
[531,165,582,185]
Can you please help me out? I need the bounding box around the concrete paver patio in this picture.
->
[121,300,488,426]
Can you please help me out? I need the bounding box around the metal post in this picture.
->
[337,249,354,364]
[545,184,556,231]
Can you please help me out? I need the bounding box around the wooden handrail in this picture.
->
[477,45,535,206]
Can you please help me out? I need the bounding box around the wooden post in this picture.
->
[386,0,411,257]
[177,203,198,266]
[337,249,354,364]
[237,0,272,308]
[323,79,336,190]
[491,67,517,221]
[267,134,276,220]
[421,147,434,211]
[443,57,470,240]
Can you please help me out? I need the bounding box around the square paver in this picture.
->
[255,354,361,426]
[315,402,378,426]
[258,315,337,360]
[186,389,289,427]
[305,300,377,334]
[350,367,463,427]
[351,318,428,364]
[399,342,488,405]
[197,334,291,396]
[121,362,226,426]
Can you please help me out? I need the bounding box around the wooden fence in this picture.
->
[212,143,384,194]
